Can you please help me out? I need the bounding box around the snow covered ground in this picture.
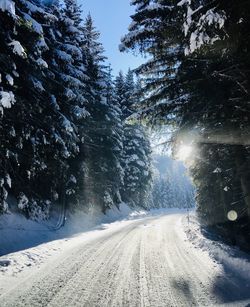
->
[0,203,148,281]
[1,207,250,306]
[181,210,250,286]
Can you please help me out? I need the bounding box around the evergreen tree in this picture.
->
[120,0,185,126]
[0,0,154,221]
[122,0,250,248]
[0,0,61,218]
[80,15,125,212]
[114,69,153,208]
[114,71,126,119]
[122,124,152,208]
[0,0,89,218]
[0,0,16,213]
[152,155,195,209]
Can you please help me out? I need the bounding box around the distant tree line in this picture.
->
[152,155,195,209]
[121,0,250,249]
[0,0,152,219]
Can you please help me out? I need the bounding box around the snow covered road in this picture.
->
[1,211,250,306]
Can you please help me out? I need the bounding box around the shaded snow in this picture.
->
[8,41,27,58]
[0,203,148,274]
[6,74,14,86]
[36,58,48,69]
[1,209,250,305]
[5,174,11,189]
[181,210,250,282]
[0,0,15,15]
[0,91,15,114]
[23,13,43,35]
[179,2,226,55]
[21,0,57,21]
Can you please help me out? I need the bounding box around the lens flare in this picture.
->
[227,210,238,221]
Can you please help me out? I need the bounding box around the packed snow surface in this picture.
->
[1,207,250,306]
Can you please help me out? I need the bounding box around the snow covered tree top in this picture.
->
[0,0,15,15]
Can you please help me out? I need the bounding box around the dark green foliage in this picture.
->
[114,69,153,209]
[122,124,152,208]
[0,0,153,219]
[78,16,124,213]
[122,0,250,249]
[0,0,62,217]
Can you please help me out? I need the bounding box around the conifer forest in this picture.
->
[1,1,250,306]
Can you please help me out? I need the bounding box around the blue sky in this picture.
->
[80,0,145,76]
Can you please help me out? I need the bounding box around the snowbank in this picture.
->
[55,202,148,238]
[0,211,58,256]
[0,207,190,287]
[181,210,250,282]
[0,203,148,278]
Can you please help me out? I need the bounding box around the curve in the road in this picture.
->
[1,212,250,307]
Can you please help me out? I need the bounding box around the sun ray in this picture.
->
[176,145,193,161]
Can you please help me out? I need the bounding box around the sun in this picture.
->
[176,145,193,161]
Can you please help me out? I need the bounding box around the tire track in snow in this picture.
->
[139,232,151,307]
[1,222,143,307]
[1,212,250,307]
